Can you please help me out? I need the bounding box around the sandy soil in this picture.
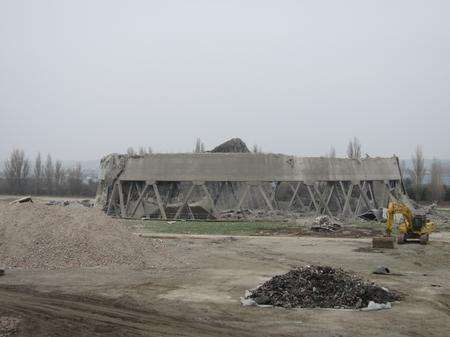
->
[1,233,449,337]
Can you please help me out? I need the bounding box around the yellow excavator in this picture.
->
[386,202,436,244]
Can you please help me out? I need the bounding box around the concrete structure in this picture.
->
[95,153,405,220]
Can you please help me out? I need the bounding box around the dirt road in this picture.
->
[0,285,250,337]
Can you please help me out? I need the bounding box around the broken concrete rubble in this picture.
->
[310,216,342,232]
[9,196,33,205]
[46,200,93,208]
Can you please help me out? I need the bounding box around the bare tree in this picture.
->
[346,137,361,159]
[194,138,205,153]
[43,154,54,194]
[328,146,336,158]
[33,152,43,194]
[138,146,146,156]
[126,147,136,156]
[54,160,65,194]
[66,163,83,195]
[430,158,444,202]
[410,145,426,201]
[137,146,154,156]
[3,149,30,194]
[252,144,262,154]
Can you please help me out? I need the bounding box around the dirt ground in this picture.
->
[1,232,450,337]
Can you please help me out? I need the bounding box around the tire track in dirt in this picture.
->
[0,285,248,337]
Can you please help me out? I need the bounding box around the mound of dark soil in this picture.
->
[210,138,250,153]
[250,265,400,309]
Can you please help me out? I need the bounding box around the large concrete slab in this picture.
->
[117,153,402,182]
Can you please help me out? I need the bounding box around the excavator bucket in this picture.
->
[372,236,396,249]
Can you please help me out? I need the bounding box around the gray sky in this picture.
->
[1,0,449,161]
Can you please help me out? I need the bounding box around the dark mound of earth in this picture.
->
[250,265,400,309]
[211,138,250,153]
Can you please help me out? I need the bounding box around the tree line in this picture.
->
[0,149,97,197]
[402,146,449,202]
[334,139,450,203]
[2,141,449,202]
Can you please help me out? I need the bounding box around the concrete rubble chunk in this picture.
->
[9,196,33,205]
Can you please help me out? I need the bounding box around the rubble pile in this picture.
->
[310,216,342,232]
[423,203,449,223]
[210,138,250,153]
[399,195,448,224]
[46,199,93,208]
[250,265,399,309]
[216,209,306,221]
[0,202,166,270]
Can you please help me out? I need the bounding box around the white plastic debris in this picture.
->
[361,301,392,311]
[240,297,257,306]
[240,291,273,308]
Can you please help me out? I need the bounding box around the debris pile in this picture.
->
[399,195,448,224]
[210,137,250,153]
[0,202,166,270]
[249,265,399,309]
[46,199,93,208]
[423,203,449,223]
[310,216,342,232]
[216,209,305,221]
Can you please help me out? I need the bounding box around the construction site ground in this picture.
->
[0,198,449,336]
[1,235,450,336]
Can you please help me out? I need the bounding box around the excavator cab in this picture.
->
[411,214,427,231]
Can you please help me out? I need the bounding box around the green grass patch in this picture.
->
[127,219,304,236]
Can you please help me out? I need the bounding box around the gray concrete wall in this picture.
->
[117,153,402,183]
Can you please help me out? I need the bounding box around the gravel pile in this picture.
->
[250,265,400,309]
[0,202,165,270]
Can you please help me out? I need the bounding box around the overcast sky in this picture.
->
[1,0,449,161]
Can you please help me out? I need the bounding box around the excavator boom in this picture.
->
[386,202,413,236]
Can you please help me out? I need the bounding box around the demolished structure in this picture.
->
[95,139,405,220]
